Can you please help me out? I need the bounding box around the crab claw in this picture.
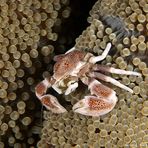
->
[40,95,67,113]
[35,79,51,99]
[73,95,117,117]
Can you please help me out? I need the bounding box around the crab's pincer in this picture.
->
[40,95,67,113]
[73,79,118,116]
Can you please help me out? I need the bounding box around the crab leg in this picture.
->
[65,82,78,95]
[35,78,67,113]
[89,42,111,64]
[35,78,51,98]
[73,79,118,116]
[65,46,76,54]
[89,72,134,93]
[93,64,141,76]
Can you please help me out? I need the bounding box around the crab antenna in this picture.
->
[89,42,112,64]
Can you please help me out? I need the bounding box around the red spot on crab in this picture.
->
[53,50,85,79]
[91,82,112,98]
[35,82,47,97]
[88,97,113,111]
[41,96,57,109]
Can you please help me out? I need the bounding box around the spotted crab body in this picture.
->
[35,43,141,117]
[51,50,87,94]
[53,50,85,79]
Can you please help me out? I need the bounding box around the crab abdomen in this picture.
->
[53,50,85,79]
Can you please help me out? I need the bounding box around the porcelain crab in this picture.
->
[35,43,141,117]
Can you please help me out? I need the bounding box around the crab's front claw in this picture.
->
[73,96,117,117]
[40,95,67,113]
[35,79,51,99]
